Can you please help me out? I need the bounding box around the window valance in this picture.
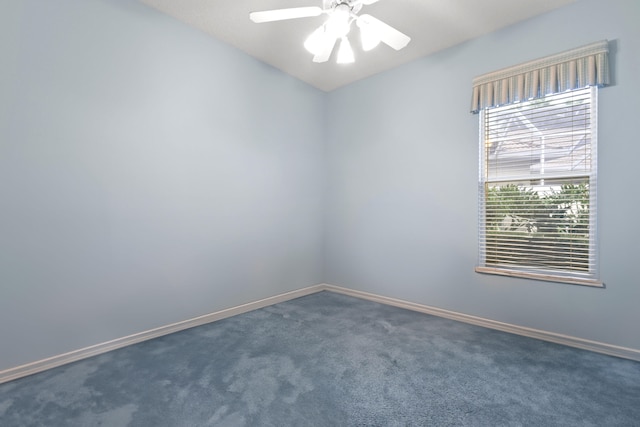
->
[470,40,609,113]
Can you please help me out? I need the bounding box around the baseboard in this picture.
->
[323,284,640,362]
[3,282,638,385]
[0,284,325,385]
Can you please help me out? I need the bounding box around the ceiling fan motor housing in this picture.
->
[325,0,363,15]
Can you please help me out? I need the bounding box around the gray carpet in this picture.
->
[1,291,639,426]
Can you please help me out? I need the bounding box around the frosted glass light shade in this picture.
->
[360,25,380,51]
[326,4,351,39]
[304,26,326,55]
[337,37,355,64]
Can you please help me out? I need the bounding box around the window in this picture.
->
[476,87,601,286]
[470,41,609,286]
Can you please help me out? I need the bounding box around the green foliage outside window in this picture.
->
[485,183,590,271]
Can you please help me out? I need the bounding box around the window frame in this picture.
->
[475,86,602,287]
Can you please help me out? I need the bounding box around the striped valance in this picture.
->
[470,40,610,113]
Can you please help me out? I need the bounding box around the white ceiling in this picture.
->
[140,0,577,92]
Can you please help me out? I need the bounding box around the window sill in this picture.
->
[475,266,604,288]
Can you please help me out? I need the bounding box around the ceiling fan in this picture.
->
[249,0,411,64]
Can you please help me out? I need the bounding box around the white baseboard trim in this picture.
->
[3,282,638,385]
[0,284,325,385]
[323,284,640,362]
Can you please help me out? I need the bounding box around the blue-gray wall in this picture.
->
[0,0,325,371]
[325,0,640,350]
[2,0,639,373]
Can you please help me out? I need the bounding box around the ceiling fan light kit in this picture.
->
[249,0,410,64]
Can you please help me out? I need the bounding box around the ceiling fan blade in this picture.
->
[357,14,410,50]
[313,36,338,63]
[249,7,323,23]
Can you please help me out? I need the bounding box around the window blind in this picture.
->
[476,87,601,286]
